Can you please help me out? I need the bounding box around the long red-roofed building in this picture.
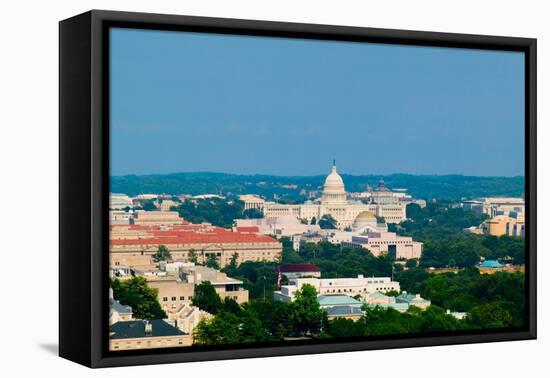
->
[110,223,282,268]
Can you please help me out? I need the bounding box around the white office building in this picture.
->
[273,275,400,302]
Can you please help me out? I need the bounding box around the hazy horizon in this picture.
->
[110,169,525,179]
[110,28,525,177]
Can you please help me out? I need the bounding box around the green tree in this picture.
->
[310,216,317,225]
[193,312,242,345]
[291,284,325,336]
[467,302,515,329]
[188,249,198,264]
[193,311,273,345]
[418,306,463,332]
[405,259,418,269]
[222,297,242,315]
[238,311,274,343]
[318,214,337,229]
[325,317,367,338]
[244,300,293,340]
[192,281,223,315]
[142,199,157,211]
[223,253,239,277]
[153,245,171,262]
[205,254,220,270]
[243,208,263,219]
[111,277,166,320]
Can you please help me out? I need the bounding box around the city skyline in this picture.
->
[110,28,525,177]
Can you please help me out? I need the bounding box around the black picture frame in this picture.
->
[59,9,537,368]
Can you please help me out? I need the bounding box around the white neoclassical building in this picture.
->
[241,163,407,229]
[273,275,400,302]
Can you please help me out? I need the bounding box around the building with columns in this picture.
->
[110,223,282,268]
[273,274,400,302]
[242,163,407,229]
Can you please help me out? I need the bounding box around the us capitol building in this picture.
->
[240,162,407,230]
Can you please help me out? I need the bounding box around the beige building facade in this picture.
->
[133,211,184,225]
[147,266,249,313]
[482,214,525,238]
[347,231,423,259]
[110,223,282,268]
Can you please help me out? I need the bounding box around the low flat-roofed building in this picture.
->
[396,291,431,310]
[347,231,422,260]
[110,210,132,225]
[365,302,410,313]
[295,231,326,248]
[462,197,525,218]
[481,215,525,238]
[133,211,184,225]
[479,260,503,268]
[325,305,364,321]
[446,309,467,320]
[279,264,321,279]
[110,193,133,210]
[134,194,158,200]
[317,294,363,309]
[109,320,191,350]
[273,275,400,302]
[234,216,321,238]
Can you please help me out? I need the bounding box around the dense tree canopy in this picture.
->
[198,258,524,345]
[111,172,524,201]
[173,198,249,228]
[153,245,171,262]
[205,254,221,270]
[318,214,337,229]
[111,277,166,320]
[192,281,223,315]
[194,311,273,345]
[291,284,326,336]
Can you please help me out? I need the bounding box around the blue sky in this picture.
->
[110,28,525,177]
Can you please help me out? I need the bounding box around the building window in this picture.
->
[163,297,168,302]
[179,296,185,301]
[171,296,176,301]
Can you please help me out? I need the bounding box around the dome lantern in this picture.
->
[321,161,347,205]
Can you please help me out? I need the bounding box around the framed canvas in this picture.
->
[59,10,537,368]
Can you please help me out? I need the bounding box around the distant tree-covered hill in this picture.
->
[110,172,524,201]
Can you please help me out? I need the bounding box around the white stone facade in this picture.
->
[260,163,407,229]
[347,231,423,260]
[273,275,400,302]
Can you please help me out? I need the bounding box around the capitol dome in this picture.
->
[321,161,347,205]
[353,211,378,232]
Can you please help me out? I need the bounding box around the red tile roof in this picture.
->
[110,224,278,246]
[236,226,260,233]
[279,264,321,272]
